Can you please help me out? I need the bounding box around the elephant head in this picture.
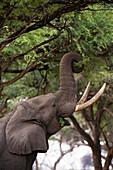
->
[5,52,106,157]
[55,52,106,117]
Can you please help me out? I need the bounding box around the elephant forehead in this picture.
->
[27,93,56,106]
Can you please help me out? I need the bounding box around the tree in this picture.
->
[0,1,113,169]
[0,0,112,93]
[0,0,113,113]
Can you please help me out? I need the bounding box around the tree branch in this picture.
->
[103,145,113,170]
[0,0,107,51]
[103,107,113,117]
[100,126,110,151]
[2,31,63,72]
[69,115,95,151]
[81,104,95,131]
[53,134,75,170]
[1,39,67,90]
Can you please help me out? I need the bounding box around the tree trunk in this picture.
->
[92,151,102,170]
[92,123,102,170]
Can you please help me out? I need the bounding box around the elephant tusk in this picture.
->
[75,83,106,112]
[77,82,91,105]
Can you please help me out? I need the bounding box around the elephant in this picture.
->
[0,52,106,170]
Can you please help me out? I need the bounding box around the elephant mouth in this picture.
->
[58,117,70,127]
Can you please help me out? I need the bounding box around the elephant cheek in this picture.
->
[47,119,61,135]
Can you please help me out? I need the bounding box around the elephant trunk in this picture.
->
[55,52,84,117]
[59,52,83,93]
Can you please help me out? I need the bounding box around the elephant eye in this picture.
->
[52,103,55,107]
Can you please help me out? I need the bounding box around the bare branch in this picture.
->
[81,108,93,131]
[53,135,75,170]
[103,145,113,170]
[100,126,110,151]
[69,115,95,151]
[103,107,113,117]
[102,155,113,169]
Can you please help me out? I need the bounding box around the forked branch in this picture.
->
[69,115,95,151]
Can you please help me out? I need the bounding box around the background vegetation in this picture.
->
[0,0,113,169]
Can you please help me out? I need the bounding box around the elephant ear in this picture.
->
[6,103,48,155]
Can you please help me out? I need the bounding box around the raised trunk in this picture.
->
[55,52,84,117]
[59,52,83,92]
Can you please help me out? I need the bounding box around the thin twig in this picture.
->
[103,107,113,117]
[100,126,110,151]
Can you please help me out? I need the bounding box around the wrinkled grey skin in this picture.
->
[0,52,84,170]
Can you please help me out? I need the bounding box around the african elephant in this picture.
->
[0,52,105,170]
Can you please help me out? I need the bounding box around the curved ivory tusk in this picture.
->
[75,83,106,112]
[77,82,91,105]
